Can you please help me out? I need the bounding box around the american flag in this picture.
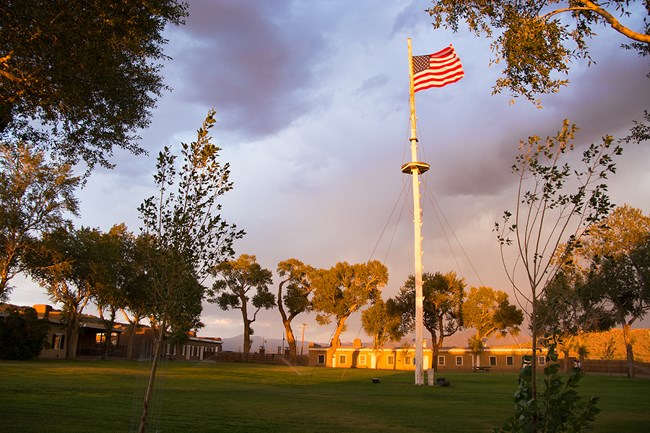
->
[412,45,464,92]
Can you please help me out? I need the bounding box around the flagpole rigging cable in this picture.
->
[404,38,429,386]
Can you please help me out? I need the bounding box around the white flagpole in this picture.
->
[403,38,429,386]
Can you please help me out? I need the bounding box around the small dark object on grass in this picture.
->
[437,378,450,387]
[372,378,380,383]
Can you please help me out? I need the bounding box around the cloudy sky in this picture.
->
[11,1,650,346]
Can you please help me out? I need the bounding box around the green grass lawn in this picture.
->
[1,359,648,433]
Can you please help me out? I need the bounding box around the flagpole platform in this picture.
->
[401,161,430,175]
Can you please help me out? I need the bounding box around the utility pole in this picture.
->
[300,323,308,356]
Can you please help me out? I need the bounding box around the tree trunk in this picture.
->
[65,316,80,360]
[277,282,298,361]
[138,327,164,433]
[530,320,537,398]
[121,309,141,360]
[64,325,73,360]
[562,348,571,373]
[622,322,635,378]
[240,300,251,360]
[126,323,136,360]
[243,319,251,360]
[432,344,439,370]
[429,319,445,370]
[0,258,13,299]
[282,318,297,362]
[327,318,347,367]
[100,308,116,360]
[432,330,445,371]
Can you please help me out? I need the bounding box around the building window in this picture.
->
[358,355,366,365]
[318,354,325,364]
[52,334,65,350]
[339,354,347,365]
[95,332,118,345]
[388,355,395,365]
[489,356,497,366]
[539,356,546,366]
[455,356,463,366]
[506,356,514,366]
[438,356,445,366]
[405,356,412,365]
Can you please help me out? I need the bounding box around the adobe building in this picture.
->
[308,338,547,372]
[29,304,223,361]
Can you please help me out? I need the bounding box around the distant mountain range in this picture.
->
[220,335,318,354]
[218,329,534,353]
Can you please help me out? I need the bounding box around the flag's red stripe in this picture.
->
[413,63,464,92]
[430,46,455,59]
[414,74,464,92]
[416,62,463,79]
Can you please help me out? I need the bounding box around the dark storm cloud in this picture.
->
[392,0,434,36]
[168,1,332,139]
[420,32,649,199]
[354,75,390,95]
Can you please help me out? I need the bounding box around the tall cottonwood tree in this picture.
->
[90,224,136,359]
[26,227,101,360]
[391,271,465,370]
[0,142,79,301]
[311,260,388,366]
[276,258,314,361]
[535,268,613,372]
[494,120,622,397]
[427,0,649,103]
[137,109,243,433]
[462,286,523,367]
[580,205,650,378]
[0,1,188,169]
[209,254,275,359]
[361,298,404,351]
[120,233,155,361]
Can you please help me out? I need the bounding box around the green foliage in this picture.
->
[26,227,104,358]
[391,271,464,368]
[138,109,244,338]
[536,270,611,336]
[463,286,523,345]
[276,258,314,360]
[0,141,79,301]
[427,0,649,103]
[5,361,650,433]
[0,0,188,169]
[361,298,403,350]
[580,206,650,377]
[495,339,600,433]
[494,119,622,393]
[311,260,388,351]
[209,254,275,356]
[136,109,243,432]
[277,259,314,318]
[0,305,48,360]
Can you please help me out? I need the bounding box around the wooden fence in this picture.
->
[582,359,650,376]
